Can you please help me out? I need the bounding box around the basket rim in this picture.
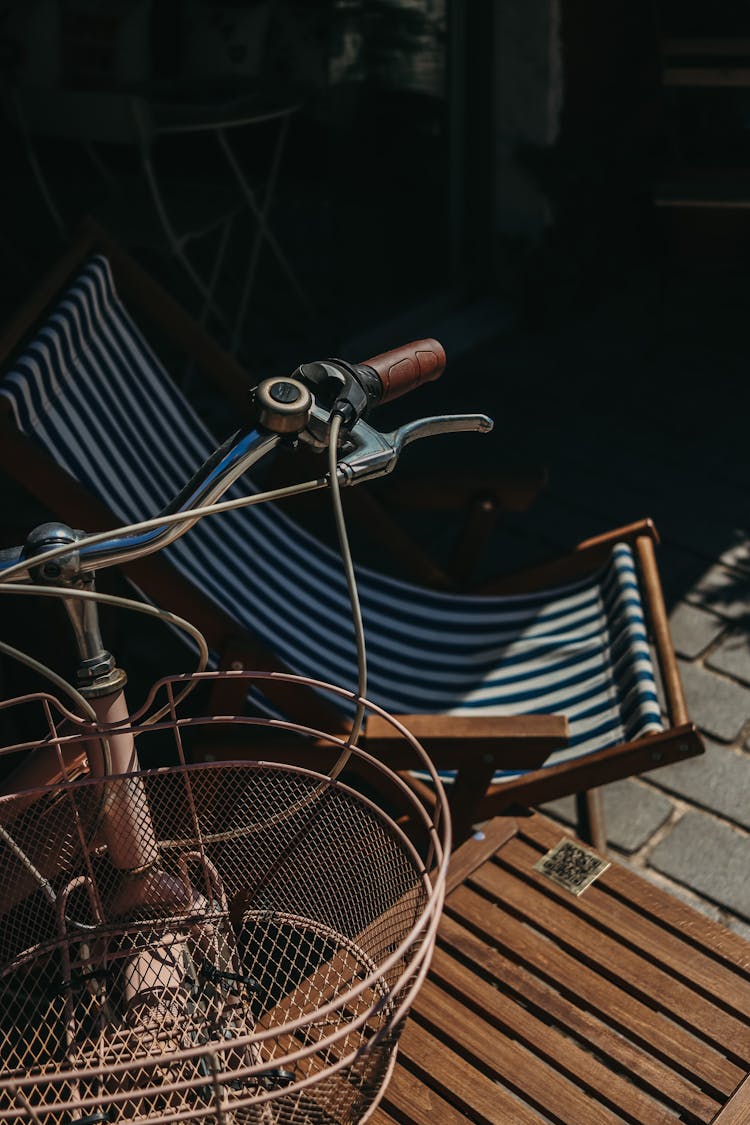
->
[0,671,452,1095]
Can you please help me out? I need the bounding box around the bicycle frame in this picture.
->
[0,351,489,1120]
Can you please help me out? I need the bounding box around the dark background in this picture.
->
[0,0,748,706]
[0,1,748,422]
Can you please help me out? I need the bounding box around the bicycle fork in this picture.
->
[34,524,178,911]
[17,525,271,1115]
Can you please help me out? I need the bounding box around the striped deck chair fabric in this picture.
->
[0,256,664,784]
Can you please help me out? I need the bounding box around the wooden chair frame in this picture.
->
[0,220,703,848]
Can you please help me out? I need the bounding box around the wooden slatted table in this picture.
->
[371,812,750,1125]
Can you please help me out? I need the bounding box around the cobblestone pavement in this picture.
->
[356,267,750,941]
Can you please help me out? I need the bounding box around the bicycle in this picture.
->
[0,340,491,1124]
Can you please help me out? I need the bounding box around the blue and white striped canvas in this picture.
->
[0,256,664,782]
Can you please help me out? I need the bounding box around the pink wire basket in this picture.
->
[0,671,450,1125]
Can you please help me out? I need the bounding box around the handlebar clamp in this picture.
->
[22,523,84,584]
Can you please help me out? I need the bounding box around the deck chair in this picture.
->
[0,222,704,847]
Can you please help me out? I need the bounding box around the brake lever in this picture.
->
[335,414,494,485]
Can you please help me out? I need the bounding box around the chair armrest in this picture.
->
[366,711,569,844]
[364,712,569,771]
[476,519,661,594]
[634,533,688,725]
[196,711,570,774]
[475,724,703,815]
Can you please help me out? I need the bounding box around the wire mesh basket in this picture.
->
[0,670,450,1124]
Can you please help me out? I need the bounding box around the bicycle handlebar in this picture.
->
[362,338,446,404]
[0,341,492,584]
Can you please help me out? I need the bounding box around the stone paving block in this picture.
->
[649,811,750,920]
[668,602,726,659]
[539,795,577,827]
[707,631,750,687]
[685,563,750,622]
[720,532,750,575]
[648,740,750,831]
[540,779,674,854]
[679,660,750,742]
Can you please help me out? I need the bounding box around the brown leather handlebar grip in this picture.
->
[362,338,446,404]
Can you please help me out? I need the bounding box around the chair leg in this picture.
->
[575,788,607,852]
[216,121,312,321]
[448,492,499,585]
[450,758,498,847]
[141,151,230,331]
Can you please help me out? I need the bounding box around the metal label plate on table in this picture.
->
[534,837,611,896]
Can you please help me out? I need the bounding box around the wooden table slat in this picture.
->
[447,881,743,1096]
[413,977,625,1125]
[435,916,720,1123]
[428,943,685,1124]
[477,851,750,1058]
[395,1017,543,1125]
[519,813,750,973]
[664,66,750,86]
[499,833,750,1024]
[445,816,519,893]
[379,1058,489,1125]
